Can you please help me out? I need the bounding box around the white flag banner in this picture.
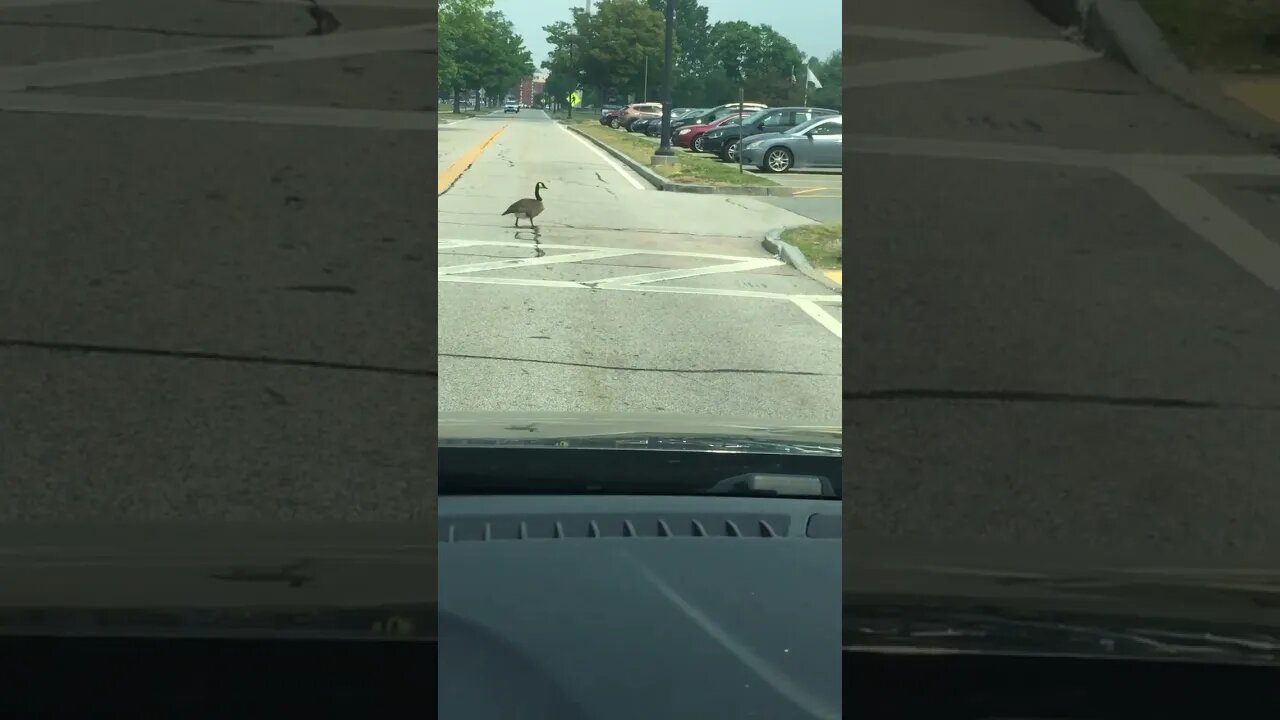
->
[806,67,823,89]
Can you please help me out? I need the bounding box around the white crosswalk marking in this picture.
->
[439,239,842,338]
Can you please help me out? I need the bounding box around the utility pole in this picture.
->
[653,0,676,161]
[644,56,649,101]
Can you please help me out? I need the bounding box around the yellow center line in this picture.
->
[437,123,508,194]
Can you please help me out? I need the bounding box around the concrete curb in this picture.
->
[1025,0,1280,149]
[763,227,843,293]
[563,124,795,196]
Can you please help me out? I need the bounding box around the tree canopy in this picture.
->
[542,0,835,109]
[438,0,534,110]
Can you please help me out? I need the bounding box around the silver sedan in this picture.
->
[737,115,842,173]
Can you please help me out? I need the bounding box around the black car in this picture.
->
[640,108,705,136]
[700,106,839,162]
[628,117,657,133]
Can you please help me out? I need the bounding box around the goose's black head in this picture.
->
[536,182,547,190]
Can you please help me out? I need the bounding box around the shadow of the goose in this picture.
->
[514,227,544,257]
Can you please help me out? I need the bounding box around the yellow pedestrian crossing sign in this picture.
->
[567,91,581,107]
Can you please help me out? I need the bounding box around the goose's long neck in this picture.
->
[534,184,542,201]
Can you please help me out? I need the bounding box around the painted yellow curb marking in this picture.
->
[1224,78,1280,125]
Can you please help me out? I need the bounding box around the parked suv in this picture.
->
[700,106,839,162]
[613,102,663,130]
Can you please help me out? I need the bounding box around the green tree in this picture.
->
[544,0,665,107]
[644,0,714,106]
[439,0,533,113]
[705,21,804,105]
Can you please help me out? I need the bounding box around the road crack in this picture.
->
[1,338,435,378]
[441,352,835,378]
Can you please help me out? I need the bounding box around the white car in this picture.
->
[504,103,519,113]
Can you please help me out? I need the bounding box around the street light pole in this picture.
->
[653,0,675,158]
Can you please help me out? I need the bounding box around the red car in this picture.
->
[673,112,749,152]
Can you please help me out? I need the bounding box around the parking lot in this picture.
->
[595,114,843,222]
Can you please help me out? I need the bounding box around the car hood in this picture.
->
[438,411,840,454]
[0,522,433,640]
[847,541,1280,666]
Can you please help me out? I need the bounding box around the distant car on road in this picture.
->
[701,106,839,162]
[737,115,843,173]
[673,112,751,152]
[504,103,519,113]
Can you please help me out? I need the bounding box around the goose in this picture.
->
[502,182,546,228]
[305,0,341,36]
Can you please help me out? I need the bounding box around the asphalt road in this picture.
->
[437,109,841,425]
[0,0,434,520]
[847,0,1280,562]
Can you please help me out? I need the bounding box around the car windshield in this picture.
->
[786,115,837,134]
[736,109,770,125]
[435,0,843,714]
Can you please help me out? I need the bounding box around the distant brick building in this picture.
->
[513,73,546,106]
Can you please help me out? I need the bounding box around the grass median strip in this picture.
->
[1139,0,1280,72]
[561,116,776,187]
[782,223,842,277]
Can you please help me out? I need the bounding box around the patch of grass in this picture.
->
[436,110,476,126]
[781,223,842,271]
[1139,0,1280,72]
[563,117,776,187]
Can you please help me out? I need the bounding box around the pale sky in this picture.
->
[486,0,842,70]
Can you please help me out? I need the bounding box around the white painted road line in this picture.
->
[0,92,429,130]
[439,239,841,337]
[1124,166,1280,293]
[557,122,648,191]
[438,249,641,276]
[439,238,773,261]
[595,258,784,287]
[791,298,842,339]
[440,275,842,304]
[0,24,430,92]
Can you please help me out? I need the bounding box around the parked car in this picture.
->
[701,106,840,162]
[669,102,768,133]
[737,114,843,173]
[600,107,623,126]
[614,102,663,130]
[628,109,697,136]
[643,108,706,136]
[504,102,519,113]
[673,112,750,152]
